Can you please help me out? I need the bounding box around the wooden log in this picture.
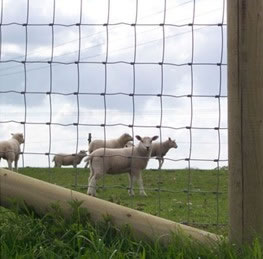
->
[0,168,219,246]
[228,0,263,244]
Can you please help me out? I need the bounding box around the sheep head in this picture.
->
[136,135,158,152]
[11,133,24,144]
[122,133,133,143]
[125,141,134,148]
[78,150,88,157]
[168,137,178,149]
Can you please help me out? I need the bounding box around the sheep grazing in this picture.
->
[87,135,158,197]
[151,137,178,170]
[53,150,87,168]
[0,133,24,171]
[84,133,133,168]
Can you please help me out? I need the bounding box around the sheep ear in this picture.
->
[136,135,142,141]
[152,136,159,141]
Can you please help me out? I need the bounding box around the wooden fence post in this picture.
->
[228,0,263,244]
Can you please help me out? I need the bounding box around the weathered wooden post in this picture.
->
[228,0,263,244]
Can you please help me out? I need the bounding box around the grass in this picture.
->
[1,167,263,258]
[1,204,263,259]
[18,167,228,235]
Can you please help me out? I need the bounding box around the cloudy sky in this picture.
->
[0,0,227,169]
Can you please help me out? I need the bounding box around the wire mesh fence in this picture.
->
[0,0,227,233]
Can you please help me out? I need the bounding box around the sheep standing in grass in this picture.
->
[53,150,87,168]
[84,133,133,168]
[151,137,178,170]
[87,135,158,197]
[0,133,24,171]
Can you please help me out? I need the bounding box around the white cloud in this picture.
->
[0,0,228,170]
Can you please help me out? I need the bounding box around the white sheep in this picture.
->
[124,141,134,148]
[0,133,24,171]
[53,150,87,168]
[87,135,158,197]
[151,137,178,170]
[84,133,133,168]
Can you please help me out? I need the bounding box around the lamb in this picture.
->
[151,137,178,170]
[84,133,133,168]
[87,135,158,197]
[0,133,24,171]
[125,141,134,147]
[53,150,87,168]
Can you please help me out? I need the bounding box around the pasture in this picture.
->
[1,203,262,259]
[18,167,228,235]
[2,168,263,258]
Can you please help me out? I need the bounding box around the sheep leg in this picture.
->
[157,158,162,170]
[127,173,135,196]
[84,160,89,168]
[14,159,18,172]
[87,172,102,196]
[159,157,164,170]
[14,152,20,172]
[88,170,94,182]
[137,172,147,197]
[7,160,13,171]
[54,162,59,168]
[87,175,96,196]
[87,162,95,196]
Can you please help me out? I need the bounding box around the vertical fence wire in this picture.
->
[129,0,139,209]
[74,0,83,187]
[21,0,30,169]
[157,0,167,217]
[101,0,111,192]
[47,0,56,183]
[186,0,196,225]
[215,0,226,228]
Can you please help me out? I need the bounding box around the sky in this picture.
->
[0,0,227,169]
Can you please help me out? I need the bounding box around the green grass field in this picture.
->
[1,205,262,259]
[2,168,263,258]
[18,167,228,235]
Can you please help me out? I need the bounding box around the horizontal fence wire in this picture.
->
[0,0,227,230]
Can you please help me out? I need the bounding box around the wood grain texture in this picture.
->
[228,0,263,244]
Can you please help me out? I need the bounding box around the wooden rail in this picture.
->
[0,168,219,246]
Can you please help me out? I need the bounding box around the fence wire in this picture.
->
[0,0,227,230]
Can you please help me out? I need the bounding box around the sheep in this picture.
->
[84,133,133,168]
[0,133,24,171]
[125,141,134,148]
[151,137,178,170]
[53,150,87,168]
[87,135,158,197]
